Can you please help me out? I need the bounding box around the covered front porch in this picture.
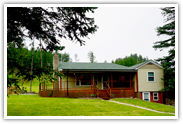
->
[39,72,138,99]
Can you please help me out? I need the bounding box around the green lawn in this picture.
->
[11,75,53,93]
[7,95,174,116]
[112,98,175,113]
[19,81,40,93]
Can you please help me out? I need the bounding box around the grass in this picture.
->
[7,95,174,116]
[9,74,53,93]
[112,98,175,113]
[16,79,40,93]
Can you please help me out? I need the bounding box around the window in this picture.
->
[75,75,80,86]
[143,92,150,101]
[153,92,158,101]
[81,76,91,85]
[75,75,92,86]
[148,72,154,81]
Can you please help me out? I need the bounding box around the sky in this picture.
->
[56,6,170,63]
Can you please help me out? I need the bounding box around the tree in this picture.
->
[88,51,96,63]
[39,39,44,90]
[7,7,98,49]
[153,7,175,92]
[113,54,148,67]
[30,38,35,92]
[74,54,79,62]
[7,7,98,86]
[58,53,72,62]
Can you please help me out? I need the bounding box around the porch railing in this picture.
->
[93,81,99,98]
[105,81,111,98]
[39,80,134,92]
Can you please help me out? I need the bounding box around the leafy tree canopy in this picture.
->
[112,54,148,67]
[58,52,72,62]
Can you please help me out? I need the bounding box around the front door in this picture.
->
[102,81,105,89]
[102,75,109,89]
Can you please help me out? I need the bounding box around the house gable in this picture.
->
[131,60,163,70]
[138,63,162,70]
[137,61,164,92]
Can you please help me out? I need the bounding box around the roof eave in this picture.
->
[135,60,163,69]
[60,69,137,72]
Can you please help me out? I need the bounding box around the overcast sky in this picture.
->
[57,6,170,63]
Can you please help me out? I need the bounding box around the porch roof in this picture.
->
[58,60,162,72]
[58,62,134,72]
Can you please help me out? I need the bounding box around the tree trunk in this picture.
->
[40,39,44,90]
[40,39,42,68]
[21,59,24,86]
[30,38,34,92]
[15,67,17,79]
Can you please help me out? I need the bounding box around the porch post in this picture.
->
[130,74,131,89]
[91,72,93,90]
[53,81,54,90]
[53,54,59,91]
[64,78,65,97]
[136,71,139,92]
[60,72,62,90]
[39,83,41,93]
[111,73,113,90]
[67,71,69,97]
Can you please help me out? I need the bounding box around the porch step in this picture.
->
[98,90,110,100]
[102,97,110,100]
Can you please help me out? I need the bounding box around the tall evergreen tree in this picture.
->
[74,54,79,62]
[7,7,98,86]
[153,7,175,92]
[88,51,96,63]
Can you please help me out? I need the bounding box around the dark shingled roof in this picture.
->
[58,60,162,71]
[58,62,130,70]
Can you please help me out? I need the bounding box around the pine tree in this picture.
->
[153,7,175,92]
[7,7,98,86]
[74,54,79,62]
[88,51,96,63]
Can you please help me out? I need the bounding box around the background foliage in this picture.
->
[153,7,175,93]
[112,53,148,67]
[7,7,98,88]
